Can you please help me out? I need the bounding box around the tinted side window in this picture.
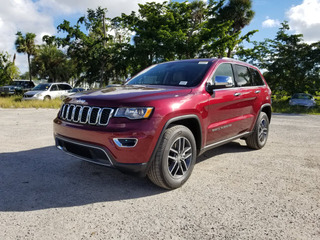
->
[25,82,35,88]
[235,65,252,87]
[250,68,265,86]
[212,63,234,86]
[50,85,58,91]
[58,84,72,90]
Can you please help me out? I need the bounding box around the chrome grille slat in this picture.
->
[89,107,100,125]
[59,104,113,126]
[80,106,90,124]
[67,105,75,121]
[73,106,82,122]
[100,108,113,125]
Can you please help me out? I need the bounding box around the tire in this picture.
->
[246,112,269,150]
[43,95,51,101]
[147,125,197,190]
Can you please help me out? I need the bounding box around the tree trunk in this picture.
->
[27,54,32,82]
[227,48,232,58]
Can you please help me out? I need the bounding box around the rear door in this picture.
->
[233,64,260,132]
[249,67,269,127]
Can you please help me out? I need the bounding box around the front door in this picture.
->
[205,63,245,146]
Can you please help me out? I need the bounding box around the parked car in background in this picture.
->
[23,83,72,100]
[60,87,86,100]
[0,80,35,96]
[289,93,316,107]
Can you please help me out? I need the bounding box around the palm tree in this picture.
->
[32,44,75,83]
[218,0,255,57]
[15,31,37,81]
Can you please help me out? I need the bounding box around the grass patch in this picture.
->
[272,96,320,115]
[0,96,62,109]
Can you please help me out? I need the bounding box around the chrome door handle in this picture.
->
[234,92,241,96]
[255,90,261,94]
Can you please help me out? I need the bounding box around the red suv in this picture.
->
[54,58,271,189]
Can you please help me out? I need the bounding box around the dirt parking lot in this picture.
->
[0,108,319,239]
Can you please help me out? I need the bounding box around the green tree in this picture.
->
[55,7,130,86]
[202,0,256,57]
[15,31,37,81]
[0,52,20,85]
[114,1,211,73]
[237,22,320,95]
[116,0,257,73]
[31,44,74,83]
[52,3,257,86]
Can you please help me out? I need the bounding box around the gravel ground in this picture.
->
[0,109,319,240]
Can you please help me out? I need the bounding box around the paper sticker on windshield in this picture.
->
[198,61,208,64]
[179,81,188,86]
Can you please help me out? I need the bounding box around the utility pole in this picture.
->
[100,12,107,88]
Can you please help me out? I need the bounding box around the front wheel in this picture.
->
[246,112,269,149]
[147,125,197,189]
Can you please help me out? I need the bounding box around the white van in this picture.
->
[23,83,72,100]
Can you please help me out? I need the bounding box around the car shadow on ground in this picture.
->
[0,142,251,212]
[197,141,252,163]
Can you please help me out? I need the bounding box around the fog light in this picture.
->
[113,138,138,147]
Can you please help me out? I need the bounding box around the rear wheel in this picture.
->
[246,112,269,149]
[147,125,197,189]
[43,95,51,101]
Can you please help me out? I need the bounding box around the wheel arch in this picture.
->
[260,103,272,123]
[44,95,51,100]
[165,115,202,155]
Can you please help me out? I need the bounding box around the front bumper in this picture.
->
[53,116,162,175]
[0,90,14,95]
[55,135,149,176]
[22,95,43,101]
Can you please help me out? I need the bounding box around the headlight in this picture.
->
[114,107,153,119]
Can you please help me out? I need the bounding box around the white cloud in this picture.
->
[36,0,167,17]
[0,0,167,73]
[262,17,281,28]
[0,0,56,73]
[287,0,320,43]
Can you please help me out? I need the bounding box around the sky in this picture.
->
[0,0,320,74]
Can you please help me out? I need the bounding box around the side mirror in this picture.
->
[214,76,233,88]
[206,75,233,94]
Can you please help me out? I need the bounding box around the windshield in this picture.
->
[33,84,50,91]
[292,93,312,100]
[127,61,213,87]
[9,82,19,86]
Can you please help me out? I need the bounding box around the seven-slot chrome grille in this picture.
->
[59,104,114,126]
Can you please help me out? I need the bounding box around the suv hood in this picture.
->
[68,85,192,105]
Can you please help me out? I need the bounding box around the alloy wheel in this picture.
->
[167,137,192,178]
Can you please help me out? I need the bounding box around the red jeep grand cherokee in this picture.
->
[54,58,271,189]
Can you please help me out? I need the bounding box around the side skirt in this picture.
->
[199,132,251,156]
